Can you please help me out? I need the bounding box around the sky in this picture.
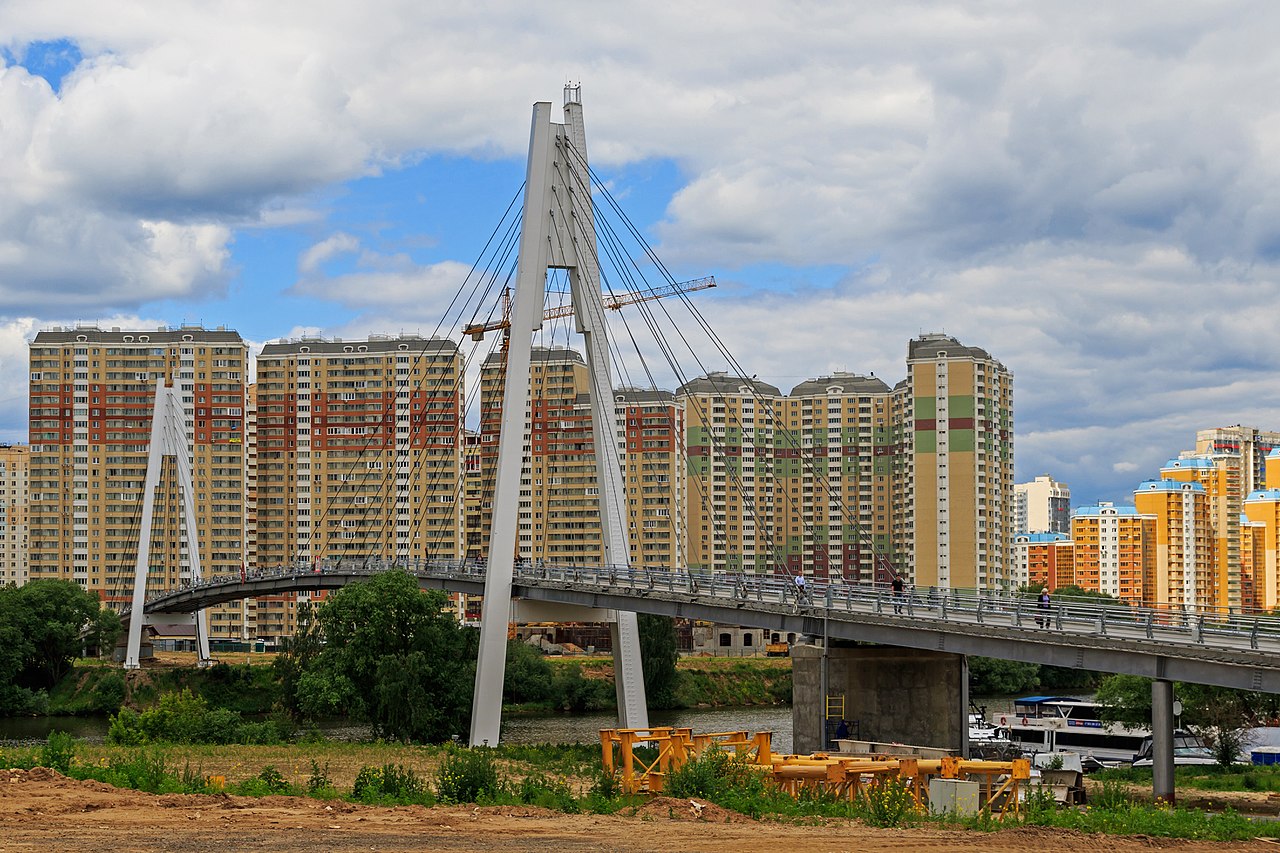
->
[2,1,1279,507]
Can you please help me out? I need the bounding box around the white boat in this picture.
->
[1003,695,1149,763]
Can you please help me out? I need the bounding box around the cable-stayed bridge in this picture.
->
[123,560,1280,694]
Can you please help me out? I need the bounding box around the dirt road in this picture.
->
[0,768,1270,853]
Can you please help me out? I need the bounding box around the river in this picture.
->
[0,705,796,752]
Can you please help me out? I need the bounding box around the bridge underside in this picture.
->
[133,571,1280,694]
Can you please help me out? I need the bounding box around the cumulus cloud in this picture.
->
[0,1,1279,503]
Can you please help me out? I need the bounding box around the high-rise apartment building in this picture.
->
[0,445,29,585]
[1268,449,1280,490]
[478,347,596,564]
[1014,475,1071,534]
[778,373,896,580]
[1070,502,1155,604]
[902,333,1014,591]
[1012,531,1073,589]
[678,373,780,574]
[1134,479,1213,609]
[28,326,247,612]
[1196,426,1280,494]
[1163,455,1244,611]
[615,388,685,570]
[254,335,464,567]
[1243,489,1280,611]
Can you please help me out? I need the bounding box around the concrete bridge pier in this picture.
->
[792,643,968,755]
[1152,678,1175,804]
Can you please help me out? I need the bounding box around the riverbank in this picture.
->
[35,653,793,720]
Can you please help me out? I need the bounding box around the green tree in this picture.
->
[503,640,554,705]
[968,657,1040,694]
[278,571,477,742]
[0,579,113,713]
[637,613,680,710]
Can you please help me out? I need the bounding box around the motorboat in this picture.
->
[1004,695,1149,763]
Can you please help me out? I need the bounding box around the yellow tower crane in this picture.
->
[464,276,716,342]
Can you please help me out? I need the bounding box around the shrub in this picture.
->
[515,773,579,812]
[39,731,76,774]
[1091,777,1132,810]
[352,763,428,804]
[858,777,918,828]
[664,747,767,801]
[307,760,335,796]
[435,747,501,804]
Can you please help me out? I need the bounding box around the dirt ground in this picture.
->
[2,769,1275,853]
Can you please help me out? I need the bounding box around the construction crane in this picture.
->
[464,276,716,342]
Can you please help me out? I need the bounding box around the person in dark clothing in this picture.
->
[1037,589,1052,628]
[891,575,905,614]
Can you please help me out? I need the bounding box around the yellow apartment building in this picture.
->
[1133,479,1214,609]
[254,335,464,568]
[1012,531,1074,590]
[1243,489,1280,611]
[0,445,29,585]
[678,372,781,575]
[778,373,897,581]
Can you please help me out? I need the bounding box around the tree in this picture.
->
[276,571,477,742]
[968,657,1040,694]
[637,613,680,709]
[0,579,118,714]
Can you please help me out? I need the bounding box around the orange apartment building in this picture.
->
[1069,502,1155,605]
[1012,531,1074,590]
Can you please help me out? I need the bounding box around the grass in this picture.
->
[1094,763,1280,794]
[6,736,1280,840]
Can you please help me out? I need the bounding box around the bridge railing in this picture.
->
[122,560,1280,653]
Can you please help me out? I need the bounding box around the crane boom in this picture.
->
[465,276,716,341]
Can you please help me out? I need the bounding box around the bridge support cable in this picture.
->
[124,379,211,669]
[566,145,898,585]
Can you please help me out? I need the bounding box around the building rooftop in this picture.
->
[676,371,782,398]
[906,332,1001,365]
[482,345,586,368]
[1163,457,1218,470]
[1245,489,1280,502]
[1136,479,1205,493]
[33,325,242,344]
[788,372,890,397]
[1015,532,1072,543]
[1074,503,1143,516]
[614,387,676,405]
[260,334,457,357]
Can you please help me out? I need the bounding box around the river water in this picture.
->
[0,705,796,752]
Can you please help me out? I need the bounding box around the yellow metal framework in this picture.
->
[599,728,1032,815]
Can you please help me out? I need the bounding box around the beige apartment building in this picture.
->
[778,373,897,581]
[678,373,781,575]
[902,334,1015,591]
[0,445,29,585]
[27,326,249,637]
[254,335,465,569]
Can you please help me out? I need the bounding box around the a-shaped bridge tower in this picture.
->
[469,89,649,746]
[123,378,211,669]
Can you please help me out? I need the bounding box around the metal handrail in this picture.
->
[119,559,1280,658]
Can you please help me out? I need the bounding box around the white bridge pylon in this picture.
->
[470,90,649,746]
[123,378,212,670]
